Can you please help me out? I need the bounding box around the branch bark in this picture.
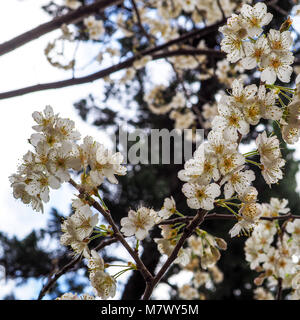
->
[37,237,117,300]
[0,48,224,100]
[130,0,153,43]
[158,212,299,226]
[68,178,154,284]
[0,0,122,57]
[142,209,207,300]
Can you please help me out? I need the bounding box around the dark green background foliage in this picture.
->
[1,0,300,300]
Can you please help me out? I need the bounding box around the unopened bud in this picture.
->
[280,17,293,32]
[199,293,206,300]
[210,246,221,262]
[254,273,266,286]
[170,239,177,246]
[215,237,227,250]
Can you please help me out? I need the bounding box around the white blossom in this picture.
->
[221,167,255,199]
[158,196,176,219]
[70,204,99,240]
[256,131,282,164]
[25,171,60,202]
[89,270,116,299]
[240,3,273,38]
[120,207,158,240]
[88,250,105,272]
[65,0,81,10]
[267,29,293,52]
[212,102,249,141]
[84,16,105,40]
[182,182,220,210]
[257,85,282,121]
[242,36,271,70]
[261,157,285,187]
[261,52,294,84]
[218,151,245,176]
[89,145,127,186]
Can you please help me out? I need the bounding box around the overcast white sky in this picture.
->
[0,0,111,299]
[0,0,173,299]
[0,0,300,299]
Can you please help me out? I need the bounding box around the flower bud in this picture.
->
[280,17,292,33]
[210,246,221,262]
[215,237,227,250]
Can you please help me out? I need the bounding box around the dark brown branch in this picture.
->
[148,210,298,299]
[0,48,224,100]
[276,277,283,300]
[37,237,117,300]
[158,212,299,226]
[142,209,207,300]
[0,0,122,57]
[216,0,226,20]
[130,0,152,43]
[68,178,154,284]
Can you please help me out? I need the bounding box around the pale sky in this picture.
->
[0,0,300,299]
[0,0,172,299]
[0,0,111,299]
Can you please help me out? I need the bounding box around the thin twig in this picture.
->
[276,277,283,300]
[0,48,224,100]
[130,0,153,43]
[142,209,207,300]
[0,0,122,57]
[37,237,117,300]
[158,212,299,226]
[216,0,226,20]
[68,179,154,284]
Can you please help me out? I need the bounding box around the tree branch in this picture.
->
[144,210,298,299]
[130,0,153,43]
[37,237,117,300]
[0,0,122,57]
[276,277,283,300]
[68,178,154,284]
[158,212,299,226]
[142,209,207,300]
[0,48,224,100]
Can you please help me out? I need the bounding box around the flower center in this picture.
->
[270,58,281,69]
[196,189,206,200]
[215,145,224,155]
[272,41,283,50]
[254,48,263,59]
[56,157,66,168]
[228,114,239,126]
[247,104,260,118]
[249,17,259,27]
[204,161,213,173]
[223,157,234,171]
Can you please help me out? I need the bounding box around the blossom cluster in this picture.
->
[219,3,294,84]
[60,201,99,258]
[10,0,300,301]
[244,198,300,300]
[56,249,118,300]
[175,2,300,239]
[280,78,300,144]
[9,105,127,213]
[84,16,105,40]
[56,1,260,135]
[87,250,116,299]
[9,105,130,299]
[156,226,226,300]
